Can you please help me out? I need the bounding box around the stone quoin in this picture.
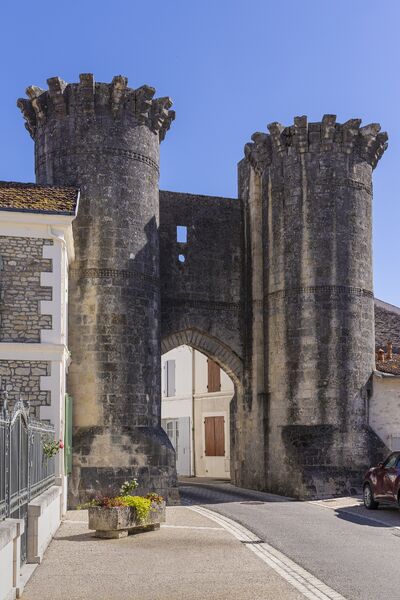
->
[18,74,390,503]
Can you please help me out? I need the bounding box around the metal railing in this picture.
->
[0,387,56,561]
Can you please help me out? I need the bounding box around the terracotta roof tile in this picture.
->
[376,353,400,375]
[0,181,79,215]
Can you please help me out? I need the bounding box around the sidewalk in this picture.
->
[21,506,304,600]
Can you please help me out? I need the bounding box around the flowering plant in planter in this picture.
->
[81,495,152,522]
[145,492,164,505]
[78,480,166,539]
[119,478,138,495]
[42,437,64,458]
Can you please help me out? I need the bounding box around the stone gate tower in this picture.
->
[243,116,388,497]
[18,75,177,505]
[17,73,391,502]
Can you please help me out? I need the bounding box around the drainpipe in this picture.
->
[192,348,196,477]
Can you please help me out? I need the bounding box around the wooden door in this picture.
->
[204,416,225,456]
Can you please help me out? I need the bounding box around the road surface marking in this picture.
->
[161,525,224,530]
[190,505,347,600]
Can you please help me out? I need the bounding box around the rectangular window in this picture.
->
[207,359,221,393]
[176,225,187,243]
[164,359,176,397]
[204,416,225,456]
[163,418,179,452]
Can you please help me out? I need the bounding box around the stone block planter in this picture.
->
[88,502,166,539]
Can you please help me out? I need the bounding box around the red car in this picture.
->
[363,451,400,510]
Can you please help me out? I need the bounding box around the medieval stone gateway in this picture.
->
[17,74,389,505]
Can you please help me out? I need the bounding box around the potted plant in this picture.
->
[42,437,64,458]
[79,479,166,539]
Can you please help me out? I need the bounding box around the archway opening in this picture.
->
[161,343,237,480]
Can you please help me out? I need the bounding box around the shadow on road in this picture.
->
[178,479,294,506]
[334,504,400,528]
[179,479,400,532]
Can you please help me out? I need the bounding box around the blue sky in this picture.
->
[1,0,399,304]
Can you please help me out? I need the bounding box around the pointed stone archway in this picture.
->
[161,328,243,389]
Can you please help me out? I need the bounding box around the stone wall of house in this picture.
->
[0,360,50,417]
[0,237,52,342]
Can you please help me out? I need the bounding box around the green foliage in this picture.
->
[119,479,139,496]
[77,486,155,525]
[42,436,64,459]
[114,495,152,523]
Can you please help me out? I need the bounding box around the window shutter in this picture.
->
[162,362,167,396]
[204,417,216,456]
[207,359,221,393]
[214,416,225,456]
[167,360,176,397]
[64,394,73,475]
[204,416,225,457]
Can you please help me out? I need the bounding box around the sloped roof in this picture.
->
[376,353,400,376]
[0,181,79,215]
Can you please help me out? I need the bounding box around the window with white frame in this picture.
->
[163,359,176,397]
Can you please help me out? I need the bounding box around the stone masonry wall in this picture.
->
[159,191,243,369]
[20,74,177,506]
[159,190,246,489]
[0,360,50,417]
[0,237,53,342]
[244,116,388,498]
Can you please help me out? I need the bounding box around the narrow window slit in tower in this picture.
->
[177,226,188,267]
[176,225,187,243]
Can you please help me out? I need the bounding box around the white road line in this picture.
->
[189,505,347,600]
[161,525,224,530]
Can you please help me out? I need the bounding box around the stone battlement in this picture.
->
[17,73,175,142]
[244,115,388,174]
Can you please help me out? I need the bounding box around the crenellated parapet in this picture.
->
[17,73,175,142]
[244,115,388,174]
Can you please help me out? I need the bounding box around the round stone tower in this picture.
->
[18,74,177,505]
[245,116,388,498]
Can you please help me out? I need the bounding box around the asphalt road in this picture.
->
[179,480,400,600]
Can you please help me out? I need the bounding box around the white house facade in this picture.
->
[369,344,400,452]
[161,345,234,479]
[0,182,78,599]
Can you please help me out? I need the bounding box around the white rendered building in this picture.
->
[0,182,79,598]
[161,345,234,478]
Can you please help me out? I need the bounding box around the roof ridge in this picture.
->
[0,180,78,191]
[374,297,400,314]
